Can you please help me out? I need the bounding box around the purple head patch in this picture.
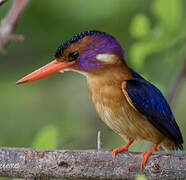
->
[55,30,124,71]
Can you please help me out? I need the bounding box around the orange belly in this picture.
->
[87,74,174,149]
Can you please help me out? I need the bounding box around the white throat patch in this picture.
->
[60,68,88,77]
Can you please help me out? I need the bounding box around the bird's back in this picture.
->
[127,69,183,150]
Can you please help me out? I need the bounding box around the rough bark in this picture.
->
[0,147,185,180]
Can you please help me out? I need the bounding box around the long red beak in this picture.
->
[16,60,75,85]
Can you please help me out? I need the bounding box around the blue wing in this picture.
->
[126,70,183,149]
[130,68,144,79]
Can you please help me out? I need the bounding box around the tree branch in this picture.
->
[0,0,29,52]
[167,59,186,106]
[97,130,102,151]
[0,0,8,6]
[0,147,185,180]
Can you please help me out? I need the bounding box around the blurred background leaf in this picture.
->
[153,0,182,32]
[32,125,59,149]
[129,0,185,71]
[135,175,148,180]
[130,14,151,39]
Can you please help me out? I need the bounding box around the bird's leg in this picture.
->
[141,143,158,169]
[112,139,134,159]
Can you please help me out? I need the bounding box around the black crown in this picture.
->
[55,30,106,58]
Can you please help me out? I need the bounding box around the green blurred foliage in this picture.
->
[135,175,148,180]
[130,14,151,39]
[32,125,59,149]
[130,0,186,72]
[153,0,182,31]
[0,0,186,179]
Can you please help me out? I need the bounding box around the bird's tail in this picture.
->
[161,139,183,151]
[175,141,183,151]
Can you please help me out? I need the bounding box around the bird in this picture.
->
[16,30,183,168]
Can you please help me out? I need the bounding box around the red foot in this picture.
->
[141,144,158,169]
[112,139,133,159]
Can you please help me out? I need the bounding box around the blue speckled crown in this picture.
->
[55,30,106,58]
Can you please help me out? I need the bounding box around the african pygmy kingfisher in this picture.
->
[16,30,183,168]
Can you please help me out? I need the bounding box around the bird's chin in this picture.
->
[59,69,71,73]
[60,68,88,77]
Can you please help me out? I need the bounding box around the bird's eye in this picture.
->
[68,51,79,61]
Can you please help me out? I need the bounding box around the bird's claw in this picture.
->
[112,146,129,160]
[140,144,158,169]
[140,151,149,169]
